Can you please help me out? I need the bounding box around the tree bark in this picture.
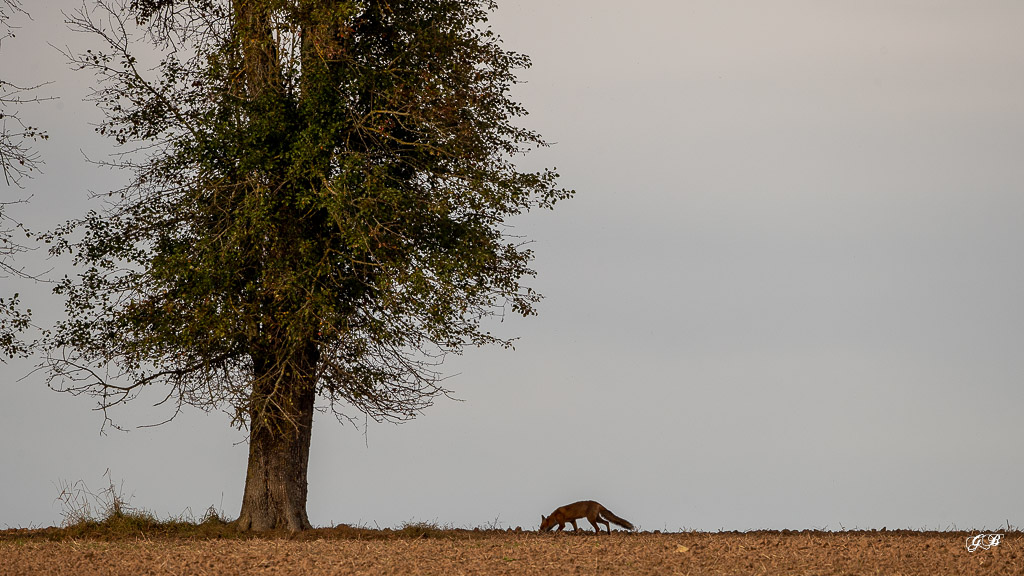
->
[235,353,317,532]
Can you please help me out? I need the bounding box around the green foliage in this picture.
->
[0,288,30,359]
[1,1,45,361]
[45,0,570,431]
[1,199,40,362]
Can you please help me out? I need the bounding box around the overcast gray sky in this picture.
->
[2,0,1023,532]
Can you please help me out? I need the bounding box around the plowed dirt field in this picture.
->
[1,528,1019,575]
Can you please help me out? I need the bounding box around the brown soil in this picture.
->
[1,528,1019,575]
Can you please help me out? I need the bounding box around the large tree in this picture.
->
[46,0,570,531]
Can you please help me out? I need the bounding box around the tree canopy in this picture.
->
[44,0,570,531]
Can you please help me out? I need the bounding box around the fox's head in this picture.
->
[539,514,555,532]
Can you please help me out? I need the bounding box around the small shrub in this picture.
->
[397,521,450,539]
[200,505,229,526]
[52,471,237,539]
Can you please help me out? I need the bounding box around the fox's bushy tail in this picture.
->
[599,507,635,531]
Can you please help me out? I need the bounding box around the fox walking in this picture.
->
[539,500,635,534]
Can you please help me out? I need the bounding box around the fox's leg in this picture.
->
[569,519,579,531]
[588,514,609,534]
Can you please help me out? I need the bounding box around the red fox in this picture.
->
[539,500,635,534]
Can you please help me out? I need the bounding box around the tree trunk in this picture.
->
[235,356,317,532]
